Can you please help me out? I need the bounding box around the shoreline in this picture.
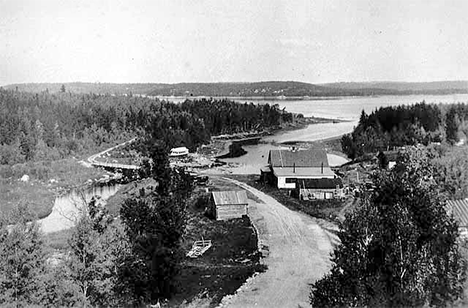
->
[209,115,348,158]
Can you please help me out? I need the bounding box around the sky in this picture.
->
[1,0,468,85]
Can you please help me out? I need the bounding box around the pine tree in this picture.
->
[0,207,47,306]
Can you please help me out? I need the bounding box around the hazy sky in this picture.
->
[1,0,468,85]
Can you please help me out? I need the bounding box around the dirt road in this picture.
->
[218,178,336,308]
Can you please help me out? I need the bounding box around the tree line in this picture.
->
[341,102,468,159]
[0,89,294,165]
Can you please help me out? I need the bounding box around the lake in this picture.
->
[164,93,468,120]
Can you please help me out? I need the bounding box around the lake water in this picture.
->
[165,93,468,120]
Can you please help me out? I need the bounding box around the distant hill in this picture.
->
[2,81,354,97]
[320,81,468,95]
[3,80,468,97]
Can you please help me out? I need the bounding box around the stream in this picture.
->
[38,183,121,234]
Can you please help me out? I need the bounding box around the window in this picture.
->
[285,178,296,183]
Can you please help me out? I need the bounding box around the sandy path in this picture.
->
[219,178,335,308]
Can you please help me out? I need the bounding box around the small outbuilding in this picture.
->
[211,191,248,221]
[447,199,468,238]
[295,178,344,200]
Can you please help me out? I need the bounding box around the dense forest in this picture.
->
[0,89,294,165]
[341,102,468,159]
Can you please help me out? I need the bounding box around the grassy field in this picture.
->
[0,158,107,223]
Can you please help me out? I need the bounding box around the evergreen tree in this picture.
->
[67,196,132,307]
[0,207,47,306]
[446,107,460,145]
[120,147,192,304]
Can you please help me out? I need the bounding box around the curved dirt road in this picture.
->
[219,178,336,308]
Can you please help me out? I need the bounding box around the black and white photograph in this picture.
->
[1,0,468,307]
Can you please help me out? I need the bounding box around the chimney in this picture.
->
[321,162,323,174]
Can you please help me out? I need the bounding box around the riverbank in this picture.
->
[0,158,109,224]
[203,116,349,160]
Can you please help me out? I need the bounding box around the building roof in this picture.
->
[447,199,468,227]
[170,147,189,152]
[273,167,336,178]
[212,191,248,206]
[297,178,344,189]
[268,148,329,168]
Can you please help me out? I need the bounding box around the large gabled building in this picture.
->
[262,147,343,199]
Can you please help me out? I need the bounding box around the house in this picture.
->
[211,191,248,221]
[263,148,336,190]
[447,199,468,238]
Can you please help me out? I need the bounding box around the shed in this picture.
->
[447,199,468,238]
[211,191,248,221]
[296,178,344,200]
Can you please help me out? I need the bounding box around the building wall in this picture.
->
[276,175,337,189]
[277,177,296,189]
[216,204,248,220]
[299,188,344,200]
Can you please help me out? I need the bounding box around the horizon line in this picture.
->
[3,79,468,88]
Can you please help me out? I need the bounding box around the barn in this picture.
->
[211,191,248,221]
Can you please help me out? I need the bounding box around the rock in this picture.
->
[20,174,29,182]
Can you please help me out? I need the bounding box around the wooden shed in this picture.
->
[296,178,344,200]
[211,191,248,221]
[447,199,468,238]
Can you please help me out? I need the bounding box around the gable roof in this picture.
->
[212,191,248,205]
[273,167,336,178]
[447,199,468,227]
[268,148,329,168]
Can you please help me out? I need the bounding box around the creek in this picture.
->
[38,183,121,234]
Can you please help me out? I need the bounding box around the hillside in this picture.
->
[320,81,468,95]
[3,80,468,97]
[2,81,354,97]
